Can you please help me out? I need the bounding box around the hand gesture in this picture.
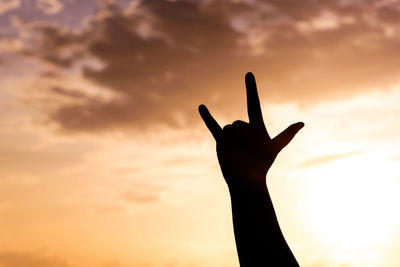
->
[199,72,304,189]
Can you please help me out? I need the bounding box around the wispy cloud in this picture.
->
[299,151,362,168]
[121,184,165,204]
[0,252,70,267]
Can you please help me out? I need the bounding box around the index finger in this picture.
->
[245,72,265,126]
[198,104,222,141]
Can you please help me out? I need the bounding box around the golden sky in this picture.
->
[1,0,400,266]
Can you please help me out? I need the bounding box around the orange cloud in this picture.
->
[0,252,69,267]
[20,0,400,132]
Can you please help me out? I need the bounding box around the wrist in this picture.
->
[227,177,268,198]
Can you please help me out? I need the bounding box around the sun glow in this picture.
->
[304,153,400,265]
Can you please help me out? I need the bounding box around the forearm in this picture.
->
[228,177,299,266]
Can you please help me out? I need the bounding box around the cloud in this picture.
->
[23,0,400,133]
[0,252,70,267]
[122,191,158,203]
[0,38,25,53]
[299,151,362,168]
[0,0,20,15]
[36,0,64,15]
[121,184,164,204]
[26,22,85,67]
[307,259,355,267]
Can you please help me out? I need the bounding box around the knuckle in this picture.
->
[222,124,233,131]
[232,120,247,127]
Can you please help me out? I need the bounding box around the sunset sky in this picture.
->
[1,0,400,266]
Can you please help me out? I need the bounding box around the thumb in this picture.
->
[272,122,304,153]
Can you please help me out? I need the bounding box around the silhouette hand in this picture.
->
[199,72,304,190]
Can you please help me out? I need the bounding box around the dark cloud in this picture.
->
[26,0,400,132]
[0,252,70,267]
[27,22,85,67]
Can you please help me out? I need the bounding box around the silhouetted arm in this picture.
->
[228,177,298,266]
[199,72,303,266]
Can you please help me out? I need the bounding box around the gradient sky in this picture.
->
[1,0,400,266]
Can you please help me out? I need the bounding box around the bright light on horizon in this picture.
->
[303,153,400,266]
